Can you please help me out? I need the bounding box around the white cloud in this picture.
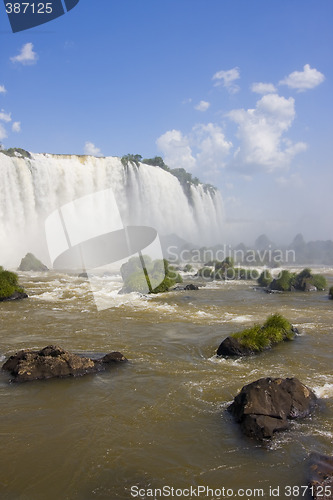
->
[0,124,7,141]
[11,43,38,65]
[228,93,307,172]
[156,129,196,172]
[275,173,303,189]
[279,64,325,92]
[193,123,233,174]
[0,110,11,123]
[156,123,232,178]
[194,100,210,112]
[0,85,7,94]
[212,67,240,94]
[251,82,277,94]
[84,141,102,156]
[12,121,21,133]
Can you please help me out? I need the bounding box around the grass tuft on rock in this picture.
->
[232,313,295,352]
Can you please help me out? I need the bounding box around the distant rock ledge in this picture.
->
[2,345,127,382]
[18,252,48,272]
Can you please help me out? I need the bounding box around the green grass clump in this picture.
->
[232,313,294,352]
[257,269,273,287]
[309,273,327,291]
[0,266,25,299]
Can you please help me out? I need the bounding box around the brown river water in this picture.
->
[0,269,332,500]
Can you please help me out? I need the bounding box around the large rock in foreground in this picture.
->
[228,377,317,440]
[308,453,333,500]
[2,345,127,382]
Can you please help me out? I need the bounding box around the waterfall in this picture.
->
[0,152,224,267]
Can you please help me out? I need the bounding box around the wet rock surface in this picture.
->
[2,345,127,382]
[0,291,28,302]
[308,453,333,500]
[228,377,317,440]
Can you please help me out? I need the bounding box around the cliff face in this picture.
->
[0,152,224,266]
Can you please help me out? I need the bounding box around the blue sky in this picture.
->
[0,0,332,244]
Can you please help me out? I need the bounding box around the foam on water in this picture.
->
[313,383,333,399]
[207,355,242,367]
[222,312,253,322]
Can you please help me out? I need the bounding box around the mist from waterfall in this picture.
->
[0,153,224,268]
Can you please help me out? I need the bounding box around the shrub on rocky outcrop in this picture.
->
[268,268,327,292]
[217,313,296,357]
[257,269,273,287]
[0,266,27,301]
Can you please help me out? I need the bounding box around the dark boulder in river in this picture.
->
[217,336,253,357]
[2,345,127,382]
[228,377,317,440]
[0,290,28,302]
[308,453,333,500]
[184,283,199,290]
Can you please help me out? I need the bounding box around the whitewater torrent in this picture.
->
[0,153,224,267]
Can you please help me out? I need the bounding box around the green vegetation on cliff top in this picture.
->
[0,147,31,159]
[121,154,216,195]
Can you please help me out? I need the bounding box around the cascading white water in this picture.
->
[0,152,224,267]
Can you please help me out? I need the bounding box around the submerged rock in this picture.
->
[184,283,199,290]
[308,453,333,500]
[172,283,200,291]
[2,345,127,382]
[228,377,317,440]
